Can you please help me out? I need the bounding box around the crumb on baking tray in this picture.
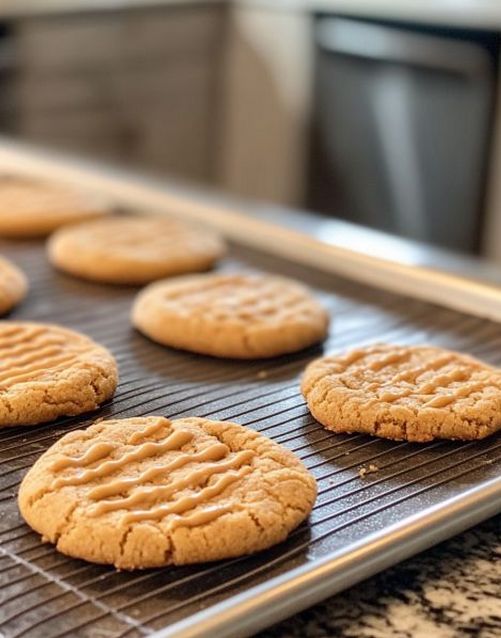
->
[358,464,379,478]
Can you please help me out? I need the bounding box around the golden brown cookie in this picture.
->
[48,216,225,284]
[18,415,317,569]
[301,344,501,442]
[0,322,118,427]
[0,175,112,238]
[0,256,28,315]
[132,273,329,359]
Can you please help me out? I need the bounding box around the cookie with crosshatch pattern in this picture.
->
[48,215,225,284]
[18,415,317,569]
[0,321,117,427]
[0,255,27,315]
[132,273,329,359]
[301,343,501,442]
[0,175,111,237]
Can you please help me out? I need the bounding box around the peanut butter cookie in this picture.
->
[0,322,117,427]
[0,256,28,315]
[0,176,111,237]
[132,273,329,359]
[301,344,501,442]
[48,216,225,284]
[18,415,317,569]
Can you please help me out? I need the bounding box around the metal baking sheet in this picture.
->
[0,239,499,638]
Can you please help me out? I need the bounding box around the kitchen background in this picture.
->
[1,0,501,259]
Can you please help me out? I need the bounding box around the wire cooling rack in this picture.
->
[0,240,499,638]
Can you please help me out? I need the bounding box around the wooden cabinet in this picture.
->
[1,4,227,183]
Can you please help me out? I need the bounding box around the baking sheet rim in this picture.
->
[1,138,501,322]
[151,475,501,638]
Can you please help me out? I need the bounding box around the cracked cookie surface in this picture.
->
[48,216,225,284]
[132,273,329,359]
[18,415,317,569]
[0,256,28,315]
[0,322,117,427]
[0,176,111,237]
[301,344,501,442]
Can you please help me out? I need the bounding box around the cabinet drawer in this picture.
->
[16,72,115,111]
[15,5,225,73]
[122,5,225,63]
[112,59,214,105]
[20,107,116,138]
[132,101,212,179]
[16,14,122,71]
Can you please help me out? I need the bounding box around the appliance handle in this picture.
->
[316,18,490,76]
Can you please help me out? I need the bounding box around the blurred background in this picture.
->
[1,1,501,259]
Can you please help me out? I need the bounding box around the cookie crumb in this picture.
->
[257,370,268,379]
[358,464,379,478]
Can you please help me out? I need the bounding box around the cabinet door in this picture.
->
[11,6,226,183]
[16,14,123,72]
[121,5,224,63]
[113,60,218,179]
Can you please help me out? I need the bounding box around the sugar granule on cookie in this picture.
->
[301,344,501,442]
[0,321,117,427]
[132,273,329,359]
[18,416,317,569]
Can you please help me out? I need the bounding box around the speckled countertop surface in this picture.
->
[261,515,501,638]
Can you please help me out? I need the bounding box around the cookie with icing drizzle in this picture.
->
[132,273,329,359]
[18,416,317,569]
[0,256,28,315]
[301,344,501,442]
[0,321,117,427]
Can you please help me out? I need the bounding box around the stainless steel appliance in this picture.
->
[309,16,499,253]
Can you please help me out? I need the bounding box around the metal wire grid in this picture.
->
[0,240,498,637]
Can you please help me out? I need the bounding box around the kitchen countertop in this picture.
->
[2,0,501,30]
[263,514,501,638]
[0,0,223,20]
[242,1,501,30]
